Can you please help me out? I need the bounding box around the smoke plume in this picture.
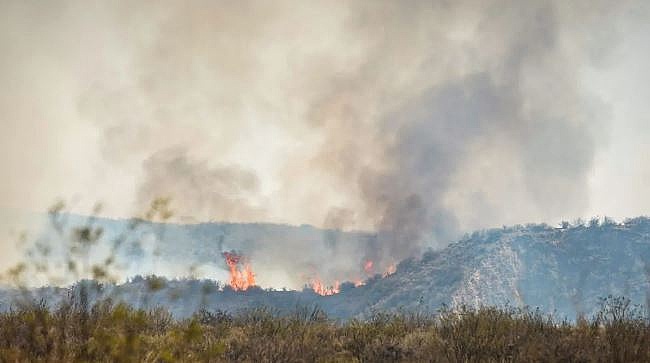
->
[1,0,647,287]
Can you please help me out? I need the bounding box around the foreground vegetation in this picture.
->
[0,296,648,362]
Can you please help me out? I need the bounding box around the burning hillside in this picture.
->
[223,251,256,291]
[383,263,396,277]
[220,250,398,295]
[363,260,374,275]
[310,278,340,296]
[306,260,398,296]
[364,259,396,278]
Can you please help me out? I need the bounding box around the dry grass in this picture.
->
[1,296,649,362]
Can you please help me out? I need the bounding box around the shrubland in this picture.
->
[1,295,649,362]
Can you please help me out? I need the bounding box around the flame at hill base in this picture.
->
[311,278,340,296]
[363,260,374,275]
[383,263,397,277]
[223,251,256,291]
[219,253,395,294]
[309,261,397,296]
[364,259,397,278]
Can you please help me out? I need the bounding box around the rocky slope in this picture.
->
[355,217,650,318]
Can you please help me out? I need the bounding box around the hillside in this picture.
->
[353,217,650,318]
[3,217,650,320]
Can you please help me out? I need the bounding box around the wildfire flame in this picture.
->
[383,263,397,277]
[223,251,256,291]
[363,259,374,275]
[310,278,340,296]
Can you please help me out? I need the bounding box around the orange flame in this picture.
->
[383,263,397,277]
[310,278,340,296]
[223,251,256,291]
[363,259,374,275]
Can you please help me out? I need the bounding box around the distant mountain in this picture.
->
[5,212,375,288]
[2,216,650,320]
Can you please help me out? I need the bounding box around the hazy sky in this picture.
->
[1,1,649,245]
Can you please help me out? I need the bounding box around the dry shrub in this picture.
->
[1,297,650,362]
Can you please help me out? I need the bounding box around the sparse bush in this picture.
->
[2,298,650,362]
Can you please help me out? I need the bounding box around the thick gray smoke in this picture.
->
[137,147,265,223]
[1,0,645,286]
[294,1,620,268]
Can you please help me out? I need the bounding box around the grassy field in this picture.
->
[0,295,649,362]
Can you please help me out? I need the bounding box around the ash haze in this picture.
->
[1,1,650,283]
